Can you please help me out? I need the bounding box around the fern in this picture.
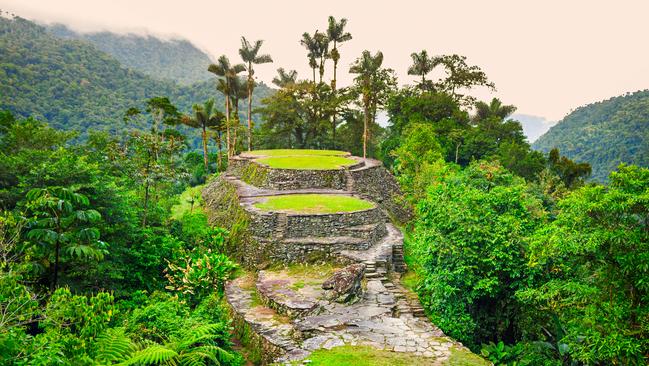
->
[94,327,134,363]
[119,344,179,366]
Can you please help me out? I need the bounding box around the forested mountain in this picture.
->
[533,90,649,181]
[47,23,213,85]
[0,16,274,143]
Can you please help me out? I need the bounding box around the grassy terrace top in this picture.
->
[254,194,375,214]
[242,149,357,170]
[255,156,357,170]
[244,149,349,157]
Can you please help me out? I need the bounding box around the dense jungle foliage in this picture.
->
[1,13,647,366]
[533,89,649,182]
[0,17,273,147]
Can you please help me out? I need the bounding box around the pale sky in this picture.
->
[2,0,648,121]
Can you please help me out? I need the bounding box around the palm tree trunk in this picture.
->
[247,79,253,151]
[225,96,231,158]
[312,67,316,84]
[332,53,338,149]
[202,125,208,171]
[363,102,369,159]
[216,133,223,172]
[233,99,239,155]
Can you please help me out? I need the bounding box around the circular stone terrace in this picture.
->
[204,149,485,364]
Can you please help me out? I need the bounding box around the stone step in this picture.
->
[366,272,380,279]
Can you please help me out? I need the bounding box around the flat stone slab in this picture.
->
[257,271,321,318]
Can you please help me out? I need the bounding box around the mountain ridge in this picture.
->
[533,90,649,181]
[47,23,215,85]
[0,16,274,149]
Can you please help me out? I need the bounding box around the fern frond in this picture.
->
[94,327,134,363]
[119,344,178,366]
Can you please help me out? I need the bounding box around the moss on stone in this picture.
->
[240,161,268,187]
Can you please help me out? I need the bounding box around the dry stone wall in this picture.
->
[350,163,414,222]
[228,156,348,190]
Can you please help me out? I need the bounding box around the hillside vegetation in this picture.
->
[533,90,649,181]
[48,23,214,85]
[0,17,274,142]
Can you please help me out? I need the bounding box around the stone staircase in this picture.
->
[344,168,355,192]
[392,242,407,273]
[274,213,288,239]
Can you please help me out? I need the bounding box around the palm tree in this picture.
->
[327,16,352,147]
[239,37,273,151]
[327,16,352,91]
[181,99,225,171]
[407,50,437,89]
[350,50,385,158]
[208,55,245,158]
[313,31,329,84]
[473,98,517,122]
[301,31,329,84]
[300,32,319,84]
[229,76,249,153]
[272,68,298,88]
[208,120,225,172]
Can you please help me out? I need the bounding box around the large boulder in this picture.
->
[321,263,366,303]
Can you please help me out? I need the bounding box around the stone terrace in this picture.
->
[203,150,477,364]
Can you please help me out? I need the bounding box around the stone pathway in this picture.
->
[218,154,480,364]
[226,265,466,364]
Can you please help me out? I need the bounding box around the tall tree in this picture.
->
[272,68,298,88]
[313,31,330,84]
[208,55,246,157]
[239,37,273,151]
[327,16,352,146]
[300,31,329,84]
[350,50,397,158]
[181,99,225,171]
[407,50,437,90]
[327,16,352,91]
[25,187,105,290]
[300,32,319,84]
[229,76,250,153]
[435,54,495,105]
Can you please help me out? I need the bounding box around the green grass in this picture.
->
[246,149,348,157]
[255,155,357,170]
[170,184,205,220]
[292,345,437,365]
[287,345,490,366]
[400,270,420,292]
[254,194,375,214]
[445,347,492,366]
